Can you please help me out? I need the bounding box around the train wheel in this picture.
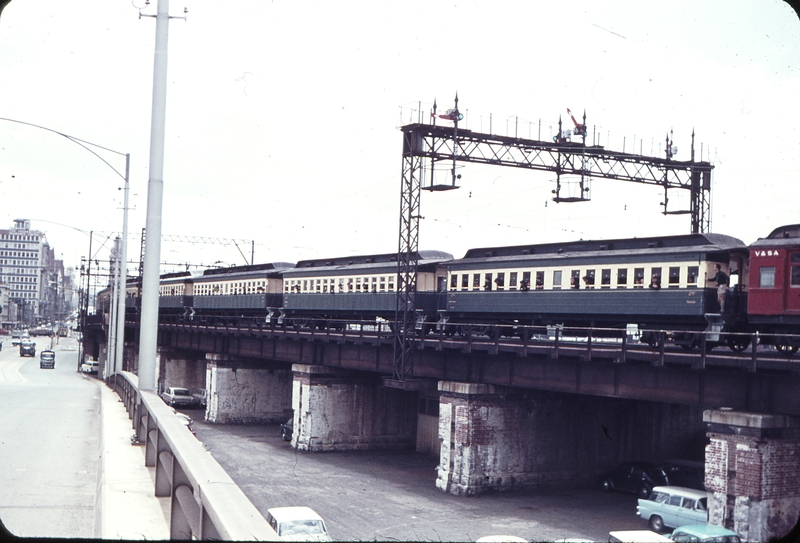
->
[726,336,751,352]
[775,341,799,356]
[291,318,311,331]
[518,327,534,342]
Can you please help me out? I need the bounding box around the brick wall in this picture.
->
[293,371,417,451]
[437,386,707,495]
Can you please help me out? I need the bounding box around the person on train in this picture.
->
[710,263,729,312]
[649,275,661,290]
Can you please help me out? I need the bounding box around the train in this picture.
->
[94,224,800,354]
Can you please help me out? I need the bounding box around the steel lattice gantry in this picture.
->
[390,119,714,385]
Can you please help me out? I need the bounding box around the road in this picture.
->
[0,335,100,538]
[189,413,647,542]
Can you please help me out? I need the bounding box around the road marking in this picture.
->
[0,360,26,385]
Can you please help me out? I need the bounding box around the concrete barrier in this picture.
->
[110,372,277,540]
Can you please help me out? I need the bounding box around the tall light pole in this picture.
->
[114,158,130,374]
[0,118,131,378]
[138,0,181,392]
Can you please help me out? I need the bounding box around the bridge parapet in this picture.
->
[110,372,276,540]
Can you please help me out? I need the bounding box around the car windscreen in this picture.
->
[279,520,327,537]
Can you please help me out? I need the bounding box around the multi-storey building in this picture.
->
[0,219,70,326]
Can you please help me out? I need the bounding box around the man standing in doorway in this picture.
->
[710,264,729,313]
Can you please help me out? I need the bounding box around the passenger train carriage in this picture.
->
[746,224,800,353]
[442,232,750,348]
[280,251,452,328]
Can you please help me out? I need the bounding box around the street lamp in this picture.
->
[0,117,130,379]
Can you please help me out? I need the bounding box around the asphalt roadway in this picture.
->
[188,412,647,542]
[0,335,168,540]
[0,335,100,538]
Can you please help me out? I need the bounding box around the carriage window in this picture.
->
[553,270,562,289]
[570,270,581,289]
[509,272,518,289]
[473,273,481,289]
[617,268,628,287]
[669,267,681,288]
[760,266,776,288]
[791,254,800,287]
[450,274,458,289]
[583,269,596,288]
[461,274,469,289]
[379,277,385,291]
[495,272,505,290]
[634,268,645,288]
[484,273,493,291]
[520,271,531,291]
[687,266,699,286]
[601,269,611,288]
[535,271,544,289]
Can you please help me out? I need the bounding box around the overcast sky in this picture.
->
[1,0,798,273]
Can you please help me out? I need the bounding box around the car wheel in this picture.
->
[649,515,664,532]
[636,484,652,499]
[600,478,612,492]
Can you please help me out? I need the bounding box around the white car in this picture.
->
[266,506,332,541]
[81,360,99,374]
[161,386,196,408]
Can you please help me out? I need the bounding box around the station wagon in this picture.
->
[637,486,709,532]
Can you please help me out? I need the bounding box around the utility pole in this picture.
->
[138,0,173,392]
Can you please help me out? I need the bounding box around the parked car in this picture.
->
[669,524,741,543]
[172,408,196,436]
[609,530,672,542]
[39,350,55,369]
[600,461,669,499]
[80,359,99,374]
[19,339,36,357]
[663,460,705,490]
[161,387,196,408]
[192,389,208,407]
[265,506,332,541]
[281,417,293,441]
[637,486,709,532]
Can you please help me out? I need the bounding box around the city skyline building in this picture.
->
[0,218,72,327]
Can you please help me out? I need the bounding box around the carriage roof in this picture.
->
[458,232,746,264]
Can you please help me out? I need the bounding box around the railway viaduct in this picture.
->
[83,316,800,541]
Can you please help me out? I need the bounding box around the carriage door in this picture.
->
[786,252,800,314]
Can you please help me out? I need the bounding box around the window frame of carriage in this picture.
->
[285,273,396,293]
[446,261,705,291]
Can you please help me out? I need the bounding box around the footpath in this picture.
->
[95,378,170,539]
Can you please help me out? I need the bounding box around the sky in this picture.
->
[1,0,798,275]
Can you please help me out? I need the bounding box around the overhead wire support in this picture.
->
[390,96,714,385]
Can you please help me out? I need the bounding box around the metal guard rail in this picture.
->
[158,315,800,371]
[110,371,277,540]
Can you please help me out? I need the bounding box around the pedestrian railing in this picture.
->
[111,372,276,540]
